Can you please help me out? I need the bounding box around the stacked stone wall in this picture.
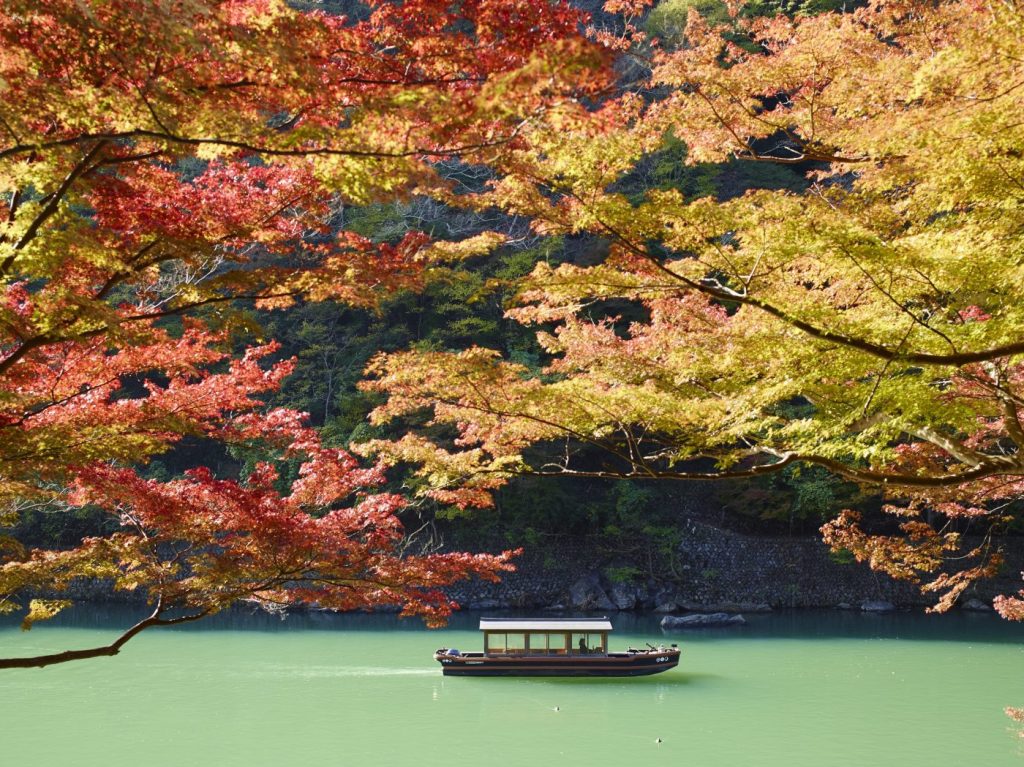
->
[445,520,1024,614]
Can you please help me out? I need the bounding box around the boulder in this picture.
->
[608,582,639,611]
[660,612,746,629]
[467,599,505,610]
[861,600,896,612]
[961,598,992,612]
[568,573,617,611]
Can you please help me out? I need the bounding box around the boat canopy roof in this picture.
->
[479,618,613,632]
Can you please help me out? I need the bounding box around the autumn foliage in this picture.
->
[8,409,515,631]
[361,0,1024,618]
[4,0,1024,677]
[0,0,603,663]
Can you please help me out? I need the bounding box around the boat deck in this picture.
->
[435,647,680,677]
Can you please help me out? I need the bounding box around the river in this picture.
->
[1,607,1021,766]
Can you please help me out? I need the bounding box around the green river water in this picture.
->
[1,607,1022,766]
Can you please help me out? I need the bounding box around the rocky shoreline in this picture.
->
[443,520,1020,615]
[31,519,1020,618]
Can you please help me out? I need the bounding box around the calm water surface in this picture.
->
[1,607,1022,766]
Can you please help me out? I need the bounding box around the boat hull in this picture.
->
[434,649,680,677]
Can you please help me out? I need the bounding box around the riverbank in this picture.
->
[443,519,1023,615]
[29,517,1023,617]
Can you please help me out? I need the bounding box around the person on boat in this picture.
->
[578,637,588,654]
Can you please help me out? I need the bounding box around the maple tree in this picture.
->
[360,0,1024,619]
[1,403,516,669]
[0,0,604,665]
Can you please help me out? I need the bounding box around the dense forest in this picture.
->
[2,0,1023,679]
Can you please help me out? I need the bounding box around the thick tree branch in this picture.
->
[0,141,109,276]
[514,451,1018,488]
[597,219,1024,367]
[10,140,108,252]
[0,602,208,670]
[906,426,995,469]
[0,124,528,163]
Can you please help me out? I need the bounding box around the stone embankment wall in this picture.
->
[39,519,1021,616]
[445,519,1023,614]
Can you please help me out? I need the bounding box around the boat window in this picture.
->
[548,633,567,654]
[571,633,605,654]
[571,633,589,655]
[486,633,505,653]
[487,632,528,654]
[528,633,549,654]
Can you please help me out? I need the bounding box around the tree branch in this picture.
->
[513,451,1017,488]
[0,602,209,670]
[7,140,109,259]
[0,125,524,163]
[597,218,1024,367]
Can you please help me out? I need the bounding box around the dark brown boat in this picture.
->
[434,617,680,677]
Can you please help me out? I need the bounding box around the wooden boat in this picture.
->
[434,617,680,677]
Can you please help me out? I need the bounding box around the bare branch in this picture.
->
[0,602,209,670]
